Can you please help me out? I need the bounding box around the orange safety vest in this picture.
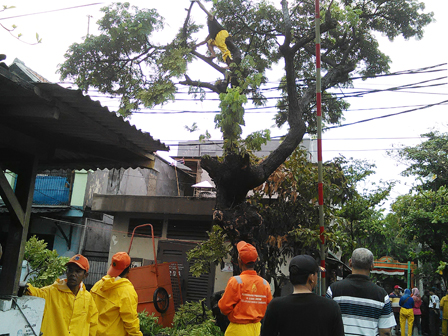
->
[218,270,272,324]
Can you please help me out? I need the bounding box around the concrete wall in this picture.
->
[109,213,159,263]
[84,157,194,208]
[177,138,317,162]
[154,158,191,197]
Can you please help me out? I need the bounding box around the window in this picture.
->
[128,218,163,237]
[167,219,211,240]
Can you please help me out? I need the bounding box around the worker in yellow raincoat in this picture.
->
[26,254,98,336]
[192,0,241,67]
[91,252,142,336]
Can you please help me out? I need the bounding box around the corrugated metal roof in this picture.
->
[0,62,169,172]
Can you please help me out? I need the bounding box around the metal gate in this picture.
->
[157,241,215,307]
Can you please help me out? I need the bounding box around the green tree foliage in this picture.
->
[252,150,397,288]
[187,225,231,277]
[368,212,413,262]
[170,300,222,336]
[24,236,69,287]
[390,132,448,284]
[334,157,395,256]
[392,187,448,281]
[138,301,223,336]
[139,311,166,336]
[394,131,448,191]
[249,149,349,291]
[59,2,192,116]
[58,0,433,142]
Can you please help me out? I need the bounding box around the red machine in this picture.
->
[127,224,182,327]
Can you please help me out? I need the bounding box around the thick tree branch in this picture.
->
[182,2,195,39]
[179,75,222,94]
[191,50,227,75]
[292,18,338,54]
[280,0,292,51]
[246,0,308,188]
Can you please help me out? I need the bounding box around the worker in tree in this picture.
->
[192,0,241,67]
[25,254,98,336]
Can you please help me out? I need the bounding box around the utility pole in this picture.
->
[315,0,325,294]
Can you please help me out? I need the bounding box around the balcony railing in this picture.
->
[33,170,72,206]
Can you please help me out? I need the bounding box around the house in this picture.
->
[79,155,196,287]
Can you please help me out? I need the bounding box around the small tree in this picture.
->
[24,236,69,287]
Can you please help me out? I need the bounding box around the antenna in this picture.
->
[87,15,93,37]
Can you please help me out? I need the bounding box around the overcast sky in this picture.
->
[1,0,447,210]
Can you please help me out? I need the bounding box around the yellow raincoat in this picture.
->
[27,279,98,336]
[91,275,142,336]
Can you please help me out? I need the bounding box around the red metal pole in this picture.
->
[128,224,158,277]
[315,0,325,293]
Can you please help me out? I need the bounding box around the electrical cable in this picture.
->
[0,3,104,21]
[323,99,448,131]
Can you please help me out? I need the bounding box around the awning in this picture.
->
[192,181,215,188]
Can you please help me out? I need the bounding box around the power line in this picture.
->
[0,3,104,21]
[164,136,426,146]
[81,78,447,112]
[324,99,448,131]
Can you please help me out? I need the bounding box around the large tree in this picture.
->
[391,132,448,284]
[59,0,433,245]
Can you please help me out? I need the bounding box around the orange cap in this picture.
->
[107,252,131,277]
[66,254,90,272]
[237,241,258,264]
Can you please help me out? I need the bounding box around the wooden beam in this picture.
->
[3,104,60,119]
[0,124,53,158]
[0,156,38,297]
[0,169,25,227]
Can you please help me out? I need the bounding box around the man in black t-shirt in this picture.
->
[261,255,344,336]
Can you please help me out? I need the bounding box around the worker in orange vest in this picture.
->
[218,241,272,336]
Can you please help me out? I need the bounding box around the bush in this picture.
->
[170,300,223,336]
[24,236,69,287]
[139,300,223,336]
[139,311,167,336]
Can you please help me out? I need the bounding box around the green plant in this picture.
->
[187,226,230,277]
[138,311,167,336]
[24,236,69,287]
[170,300,223,336]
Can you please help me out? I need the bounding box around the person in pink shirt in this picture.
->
[412,288,423,336]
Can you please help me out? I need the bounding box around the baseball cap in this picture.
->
[107,252,131,277]
[289,255,323,275]
[237,241,258,264]
[394,285,402,290]
[66,254,90,272]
